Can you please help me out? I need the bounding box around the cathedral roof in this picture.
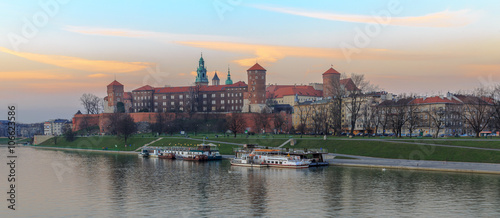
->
[212,72,220,80]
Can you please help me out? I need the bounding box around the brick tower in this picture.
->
[106,80,124,112]
[322,66,341,99]
[243,63,268,113]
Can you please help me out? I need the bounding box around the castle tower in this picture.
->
[322,66,341,99]
[242,63,268,113]
[195,53,209,86]
[225,66,233,85]
[212,71,220,86]
[106,80,124,112]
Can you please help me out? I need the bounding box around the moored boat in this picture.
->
[158,152,176,159]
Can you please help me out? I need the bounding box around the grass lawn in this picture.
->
[281,139,500,164]
[0,137,30,144]
[36,136,156,151]
[396,139,500,149]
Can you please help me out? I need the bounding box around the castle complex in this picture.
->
[103,55,352,115]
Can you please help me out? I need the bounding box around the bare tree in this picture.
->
[253,112,270,134]
[427,107,446,138]
[116,114,137,143]
[273,113,285,134]
[186,85,202,118]
[345,74,371,134]
[80,93,102,114]
[295,104,312,137]
[459,89,493,138]
[105,112,123,135]
[406,101,420,138]
[226,113,246,137]
[311,104,329,136]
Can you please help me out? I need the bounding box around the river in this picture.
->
[1,147,499,217]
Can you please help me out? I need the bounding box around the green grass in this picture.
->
[36,136,156,151]
[280,139,500,164]
[396,139,500,149]
[334,156,358,159]
[0,137,30,144]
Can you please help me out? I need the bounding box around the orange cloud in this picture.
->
[88,73,110,78]
[0,69,72,80]
[252,5,479,27]
[177,41,450,67]
[0,47,153,73]
[190,71,197,76]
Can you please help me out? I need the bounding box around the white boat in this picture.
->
[231,148,310,169]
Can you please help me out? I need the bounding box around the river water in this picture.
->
[1,147,500,217]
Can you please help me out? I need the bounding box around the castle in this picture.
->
[103,55,355,115]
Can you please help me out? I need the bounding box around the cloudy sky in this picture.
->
[1,0,499,122]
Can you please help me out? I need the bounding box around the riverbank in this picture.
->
[27,145,500,175]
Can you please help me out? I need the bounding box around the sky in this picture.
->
[1,0,500,123]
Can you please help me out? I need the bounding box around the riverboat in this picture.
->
[158,152,176,159]
[160,143,222,161]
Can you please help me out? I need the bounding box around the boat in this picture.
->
[263,155,311,168]
[153,143,222,161]
[158,152,176,159]
[138,149,150,158]
[183,154,208,161]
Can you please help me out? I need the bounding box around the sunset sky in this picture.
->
[1,0,499,122]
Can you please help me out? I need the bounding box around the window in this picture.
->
[211,94,216,98]
[221,93,224,97]
[171,102,175,106]
[203,100,207,105]
[179,95,183,99]
[221,100,225,104]
[203,94,207,98]
[154,102,158,106]
[171,95,174,99]
[154,96,158,100]
[212,106,216,111]
[203,107,207,111]
[180,102,183,105]
[163,96,166,99]
[221,106,225,110]
[211,100,216,104]
[163,108,167,112]
[163,102,166,106]
[154,108,158,112]
[179,107,183,111]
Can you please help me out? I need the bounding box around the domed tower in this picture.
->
[225,66,233,85]
[243,63,268,113]
[212,71,220,86]
[322,66,341,99]
[195,53,209,86]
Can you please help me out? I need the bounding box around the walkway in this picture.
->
[134,137,163,152]
[329,153,500,174]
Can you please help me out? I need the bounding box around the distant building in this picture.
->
[44,119,71,136]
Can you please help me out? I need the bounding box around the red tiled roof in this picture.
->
[411,96,461,104]
[154,81,247,94]
[133,85,154,91]
[123,92,132,100]
[266,85,322,98]
[322,67,340,75]
[340,78,359,91]
[248,63,266,71]
[107,80,123,86]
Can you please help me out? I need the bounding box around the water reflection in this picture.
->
[1,147,499,217]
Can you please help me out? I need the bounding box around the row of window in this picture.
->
[134,92,243,100]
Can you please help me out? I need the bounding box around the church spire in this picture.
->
[225,65,233,85]
[195,53,208,85]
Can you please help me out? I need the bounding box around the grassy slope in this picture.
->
[32,135,500,163]
[396,139,500,149]
[37,136,156,151]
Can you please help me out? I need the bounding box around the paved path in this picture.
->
[329,153,500,174]
[134,137,163,152]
